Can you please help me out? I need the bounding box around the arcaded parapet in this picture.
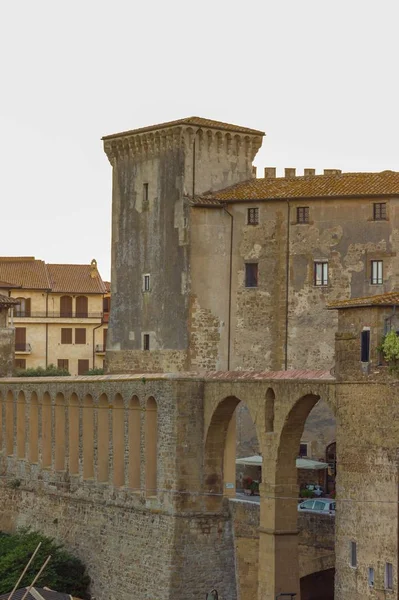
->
[102,118,263,374]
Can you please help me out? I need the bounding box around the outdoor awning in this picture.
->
[236,455,328,470]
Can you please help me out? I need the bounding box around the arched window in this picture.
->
[41,392,52,468]
[55,393,66,471]
[97,394,109,482]
[17,391,26,459]
[83,394,94,479]
[113,394,125,487]
[15,298,31,317]
[145,397,157,496]
[265,388,275,433]
[129,396,141,490]
[60,295,72,318]
[76,296,88,318]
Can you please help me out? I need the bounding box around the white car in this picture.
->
[298,498,335,515]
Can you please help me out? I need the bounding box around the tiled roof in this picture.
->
[0,279,20,288]
[328,291,399,309]
[0,258,51,289]
[0,258,106,294]
[194,170,399,204]
[0,588,72,600]
[47,264,106,294]
[104,281,111,293]
[0,294,20,306]
[102,116,265,140]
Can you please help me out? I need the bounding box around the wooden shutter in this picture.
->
[25,298,31,317]
[78,359,89,375]
[15,359,26,369]
[76,296,88,318]
[61,328,72,344]
[15,327,26,351]
[57,359,69,371]
[103,328,107,349]
[75,328,86,344]
[60,296,72,317]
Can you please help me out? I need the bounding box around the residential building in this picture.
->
[102,116,399,376]
[0,257,108,375]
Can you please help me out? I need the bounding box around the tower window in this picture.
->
[350,541,357,568]
[143,183,149,204]
[371,260,383,285]
[245,263,258,288]
[297,207,309,224]
[314,262,328,286]
[361,329,370,362]
[368,567,374,587]
[143,274,151,292]
[385,563,393,590]
[143,334,150,351]
[247,207,259,225]
[373,202,387,220]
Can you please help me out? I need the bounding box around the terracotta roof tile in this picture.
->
[195,170,399,204]
[104,281,111,293]
[327,291,399,309]
[47,263,106,294]
[0,258,50,289]
[0,294,20,306]
[103,116,265,140]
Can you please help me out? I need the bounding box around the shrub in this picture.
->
[13,364,70,377]
[381,331,399,364]
[299,489,314,498]
[0,529,90,598]
[84,368,104,376]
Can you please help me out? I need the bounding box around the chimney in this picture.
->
[252,166,257,178]
[324,169,342,175]
[90,258,98,279]
[285,168,296,178]
[264,167,276,179]
[304,168,316,177]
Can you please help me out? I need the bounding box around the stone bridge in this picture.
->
[0,371,336,600]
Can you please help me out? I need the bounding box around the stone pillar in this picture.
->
[258,482,300,600]
[223,411,236,497]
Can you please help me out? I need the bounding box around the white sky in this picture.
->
[1,0,398,280]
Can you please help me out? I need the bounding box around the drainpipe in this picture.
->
[93,321,103,369]
[223,205,234,371]
[284,200,291,370]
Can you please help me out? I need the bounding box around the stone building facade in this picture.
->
[0,257,109,375]
[102,116,399,376]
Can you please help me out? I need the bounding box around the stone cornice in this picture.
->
[103,125,263,165]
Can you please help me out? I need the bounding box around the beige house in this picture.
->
[0,257,109,376]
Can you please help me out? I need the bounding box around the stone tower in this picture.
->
[103,117,264,373]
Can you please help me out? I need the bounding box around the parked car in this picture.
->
[298,498,335,515]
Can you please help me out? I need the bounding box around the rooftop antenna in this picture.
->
[7,542,42,600]
[20,555,52,600]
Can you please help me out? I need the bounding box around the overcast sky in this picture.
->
[1,0,398,280]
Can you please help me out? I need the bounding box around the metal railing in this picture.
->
[13,312,103,319]
[15,343,32,352]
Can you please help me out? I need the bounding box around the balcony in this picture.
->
[13,312,104,319]
[95,344,106,354]
[15,343,32,354]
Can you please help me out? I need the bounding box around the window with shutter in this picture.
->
[60,296,73,317]
[15,359,26,369]
[78,359,90,375]
[15,327,26,351]
[76,296,88,318]
[57,359,69,371]
[75,328,86,344]
[61,328,72,344]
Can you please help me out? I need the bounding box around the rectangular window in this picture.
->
[371,260,383,284]
[247,207,259,225]
[373,202,387,220]
[385,563,393,590]
[78,359,90,376]
[143,274,151,292]
[299,443,308,457]
[361,329,370,362]
[75,328,86,344]
[61,328,72,344]
[14,359,26,370]
[57,359,69,371]
[314,262,328,286]
[15,327,27,351]
[245,263,258,288]
[143,183,149,203]
[368,567,374,587]
[350,541,357,568]
[103,296,110,313]
[143,334,150,351]
[297,206,309,224]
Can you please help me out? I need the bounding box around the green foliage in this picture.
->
[84,368,104,375]
[13,364,70,377]
[299,489,314,498]
[0,530,90,598]
[381,331,399,363]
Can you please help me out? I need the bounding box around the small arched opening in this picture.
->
[145,397,157,496]
[113,393,125,487]
[29,392,39,463]
[97,393,109,482]
[68,393,79,474]
[16,391,26,459]
[55,393,65,471]
[300,568,335,600]
[41,392,52,468]
[265,387,275,433]
[83,394,94,479]
[129,395,141,490]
